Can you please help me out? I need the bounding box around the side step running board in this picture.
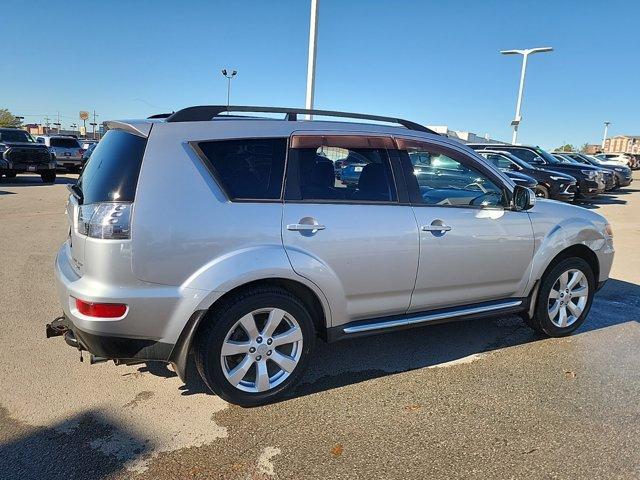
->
[327,299,526,342]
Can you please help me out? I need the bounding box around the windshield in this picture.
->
[0,130,35,143]
[534,147,561,164]
[50,137,81,148]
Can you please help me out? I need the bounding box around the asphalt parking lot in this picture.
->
[1,173,639,480]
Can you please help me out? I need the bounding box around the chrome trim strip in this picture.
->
[342,300,523,334]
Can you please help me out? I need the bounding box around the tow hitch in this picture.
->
[46,315,108,364]
[46,316,68,338]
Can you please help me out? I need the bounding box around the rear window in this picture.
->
[77,129,147,204]
[50,138,80,148]
[0,130,34,143]
[196,138,287,200]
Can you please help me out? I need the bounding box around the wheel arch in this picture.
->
[169,277,330,382]
[526,244,599,319]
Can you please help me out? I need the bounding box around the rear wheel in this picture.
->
[534,185,550,199]
[41,171,56,183]
[526,257,595,337]
[195,287,315,406]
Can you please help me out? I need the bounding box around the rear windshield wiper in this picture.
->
[67,183,84,204]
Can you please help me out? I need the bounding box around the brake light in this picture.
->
[74,298,127,318]
[78,202,132,239]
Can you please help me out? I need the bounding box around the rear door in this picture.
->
[397,137,534,311]
[282,133,419,323]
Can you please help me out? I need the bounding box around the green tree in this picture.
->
[555,144,575,152]
[0,108,22,128]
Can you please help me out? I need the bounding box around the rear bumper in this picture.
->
[52,242,208,363]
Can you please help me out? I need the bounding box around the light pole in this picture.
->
[221,69,237,112]
[305,0,319,119]
[602,121,610,150]
[500,47,553,144]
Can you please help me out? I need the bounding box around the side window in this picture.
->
[294,146,397,202]
[485,153,513,170]
[506,148,541,164]
[407,148,506,208]
[197,138,286,200]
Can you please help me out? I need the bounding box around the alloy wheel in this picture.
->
[547,268,589,328]
[220,307,303,393]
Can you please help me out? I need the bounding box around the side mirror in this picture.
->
[513,185,536,211]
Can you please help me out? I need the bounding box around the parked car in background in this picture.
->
[48,105,614,406]
[36,135,84,172]
[476,150,577,201]
[81,140,98,151]
[81,142,98,171]
[560,152,632,189]
[552,153,615,191]
[469,144,605,199]
[0,128,56,183]
[596,152,637,169]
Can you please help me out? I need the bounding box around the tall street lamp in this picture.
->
[501,47,553,144]
[602,121,611,150]
[221,69,237,111]
[305,0,319,119]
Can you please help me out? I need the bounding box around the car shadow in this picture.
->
[174,278,639,402]
[0,406,151,480]
[0,175,78,187]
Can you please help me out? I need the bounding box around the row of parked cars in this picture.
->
[426,144,633,203]
[0,127,98,183]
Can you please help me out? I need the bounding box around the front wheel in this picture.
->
[41,171,56,183]
[534,185,550,199]
[527,257,595,337]
[195,287,315,406]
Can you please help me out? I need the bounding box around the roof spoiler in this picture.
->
[103,120,153,138]
[165,105,438,134]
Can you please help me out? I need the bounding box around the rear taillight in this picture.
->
[78,202,132,239]
[74,298,127,318]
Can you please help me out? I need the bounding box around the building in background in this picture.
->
[604,135,640,154]
[22,123,102,140]
[583,144,602,154]
[426,126,504,144]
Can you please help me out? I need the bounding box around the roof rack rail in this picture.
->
[147,113,174,119]
[165,105,437,134]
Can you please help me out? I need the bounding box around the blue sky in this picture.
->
[2,0,638,149]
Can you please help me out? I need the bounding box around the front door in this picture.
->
[282,134,419,324]
[398,138,535,311]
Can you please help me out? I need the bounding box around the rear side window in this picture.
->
[50,138,80,148]
[294,146,396,202]
[77,129,147,204]
[196,138,287,200]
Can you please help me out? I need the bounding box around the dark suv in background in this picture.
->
[557,152,632,189]
[469,144,605,200]
[477,150,576,201]
[0,128,56,183]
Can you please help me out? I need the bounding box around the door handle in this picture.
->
[287,223,326,232]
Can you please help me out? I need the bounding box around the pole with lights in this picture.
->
[221,69,237,112]
[500,47,553,144]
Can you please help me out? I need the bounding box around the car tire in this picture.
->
[41,171,56,183]
[194,287,315,407]
[534,185,550,199]
[526,257,595,337]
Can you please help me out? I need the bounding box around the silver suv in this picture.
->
[36,135,84,172]
[48,106,614,406]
